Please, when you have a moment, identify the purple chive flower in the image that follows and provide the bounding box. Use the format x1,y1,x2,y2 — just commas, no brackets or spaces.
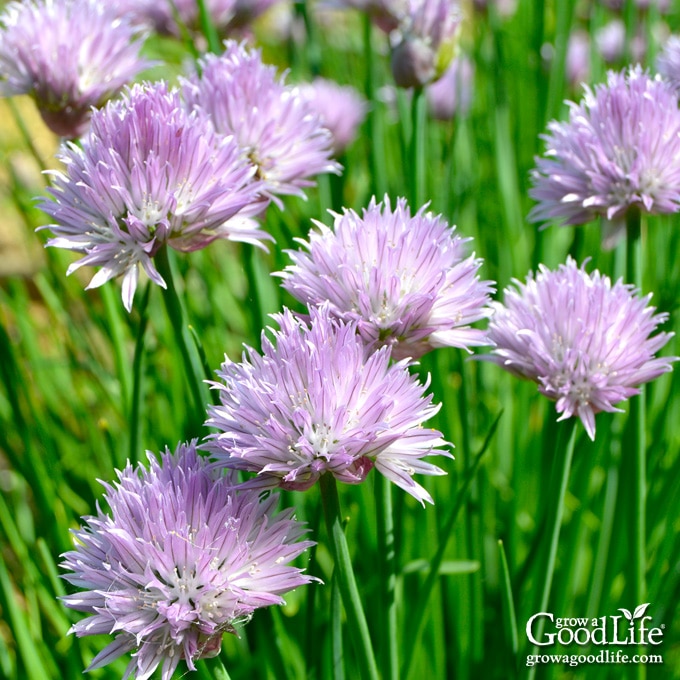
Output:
182,41,340,203
39,81,268,311
61,441,314,680
529,66,680,247
482,257,676,440
278,196,494,360
657,35,680,94
0,0,151,138
203,305,450,505
566,30,590,89
298,78,368,155
595,19,625,64
390,0,461,89
426,54,474,120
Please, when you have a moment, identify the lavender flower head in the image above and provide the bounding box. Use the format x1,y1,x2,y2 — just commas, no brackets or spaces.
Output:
566,30,590,89
391,0,461,89
0,0,151,138
61,441,314,680
182,41,340,203
426,54,474,120
298,78,368,154
279,196,494,360
203,305,451,505
39,81,267,311
595,19,625,64
483,257,675,440
529,67,680,247
656,35,680,94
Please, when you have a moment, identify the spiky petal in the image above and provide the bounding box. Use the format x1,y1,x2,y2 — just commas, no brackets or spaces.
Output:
297,78,368,155
182,41,340,203
61,441,314,680
39,81,267,311
203,305,451,505
482,257,676,440
529,66,680,246
279,196,494,360
0,0,151,137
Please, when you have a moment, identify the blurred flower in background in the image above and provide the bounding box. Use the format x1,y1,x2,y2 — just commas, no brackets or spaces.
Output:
279,196,494,360
390,0,461,89
566,29,590,89
657,35,680,93
39,82,267,311
204,305,451,505
482,257,676,440
182,41,340,204
426,54,474,120
529,66,680,247
61,441,314,680
298,77,368,155
0,0,151,138
595,19,626,64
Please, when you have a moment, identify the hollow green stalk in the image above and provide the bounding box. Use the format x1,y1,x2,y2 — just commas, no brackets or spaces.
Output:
410,86,427,208
128,282,151,465
363,15,388,197
319,474,379,680
375,472,398,680
401,411,502,680
526,419,578,680
100,282,131,421
154,245,209,433
196,0,220,54
626,207,646,680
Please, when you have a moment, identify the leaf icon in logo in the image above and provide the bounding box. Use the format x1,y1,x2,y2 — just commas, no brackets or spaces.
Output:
618,608,633,621
633,603,650,620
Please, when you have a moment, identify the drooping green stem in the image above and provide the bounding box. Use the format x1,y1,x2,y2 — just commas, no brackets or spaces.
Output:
401,411,502,680
154,245,209,433
410,86,427,208
375,472,398,680
128,282,151,465
319,474,379,680
526,419,578,680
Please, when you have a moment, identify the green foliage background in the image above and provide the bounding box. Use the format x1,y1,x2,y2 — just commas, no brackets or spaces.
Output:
0,1,679,679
